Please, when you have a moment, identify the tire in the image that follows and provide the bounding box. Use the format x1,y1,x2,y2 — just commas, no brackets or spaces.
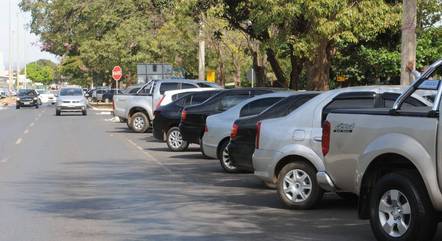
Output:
35,104,39,109
369,171,437,241
166,127,189,151
56,110,61,116
277,162,324,209
87,97,92,102
82,110,87,116
217,140,238,173
130,112,150,133
16,105,20,109
104,98,110,103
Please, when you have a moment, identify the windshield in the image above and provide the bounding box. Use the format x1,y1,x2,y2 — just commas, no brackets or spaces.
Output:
18,89,36,96
60,88,83,96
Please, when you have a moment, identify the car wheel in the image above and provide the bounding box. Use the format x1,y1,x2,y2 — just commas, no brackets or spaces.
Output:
87,97,92,102
369,171,437,241
130,112,149,133
82,110,87,116
166,127,189,151
217,140,238,173
35,104,39,109
56,110,61,116
104,98,110,103
16,105,20,109
277,162,324,209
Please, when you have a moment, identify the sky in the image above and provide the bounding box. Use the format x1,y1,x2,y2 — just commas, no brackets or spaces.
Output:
0,0,58,72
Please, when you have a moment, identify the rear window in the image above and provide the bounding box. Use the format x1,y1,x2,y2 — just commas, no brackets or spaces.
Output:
239,97,283,117
262,94,318,118
382,92,426,108
160,82,180,94
322,92,376,121
181,83,197,89
218,94,251,111
197,82,213,88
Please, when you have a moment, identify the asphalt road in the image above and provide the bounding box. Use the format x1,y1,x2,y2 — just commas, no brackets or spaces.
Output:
0,105,441,241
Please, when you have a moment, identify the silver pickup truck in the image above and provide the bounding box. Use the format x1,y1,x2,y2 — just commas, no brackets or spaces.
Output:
323,60,442,241
113,79,219,133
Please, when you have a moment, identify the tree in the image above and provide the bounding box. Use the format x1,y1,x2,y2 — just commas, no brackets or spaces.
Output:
25,60,57,85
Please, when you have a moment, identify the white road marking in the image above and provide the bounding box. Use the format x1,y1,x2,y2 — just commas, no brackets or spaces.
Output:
30,122,35,127
15,138,22,145
24,129,29,134
126,139,175,176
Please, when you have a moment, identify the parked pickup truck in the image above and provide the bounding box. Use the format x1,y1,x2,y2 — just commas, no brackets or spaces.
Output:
322,60,442,241
113,79,220,133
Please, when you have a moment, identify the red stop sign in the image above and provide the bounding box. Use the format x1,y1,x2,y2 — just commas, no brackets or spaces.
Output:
112,66,123,81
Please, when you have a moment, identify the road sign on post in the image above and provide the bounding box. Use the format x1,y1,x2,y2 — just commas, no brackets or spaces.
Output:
112,66,122,81
112,66,122,91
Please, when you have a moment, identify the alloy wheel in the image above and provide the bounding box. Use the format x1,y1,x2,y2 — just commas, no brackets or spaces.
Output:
378,189,411,238
283,169,312,202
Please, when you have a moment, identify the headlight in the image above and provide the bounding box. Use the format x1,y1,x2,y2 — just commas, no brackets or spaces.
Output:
16,97,20,101
33,97,38,100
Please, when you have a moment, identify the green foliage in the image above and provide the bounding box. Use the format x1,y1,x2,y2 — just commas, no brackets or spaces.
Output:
25,60,57,85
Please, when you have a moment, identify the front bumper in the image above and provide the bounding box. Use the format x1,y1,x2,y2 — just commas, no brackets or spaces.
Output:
17,100,38,106
253,148,281,182
201,137,217,159
179,123,203,144
57,103,86,112
228,141,254,172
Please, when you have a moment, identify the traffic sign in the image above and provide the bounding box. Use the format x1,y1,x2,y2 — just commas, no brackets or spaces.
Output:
112,66,123,81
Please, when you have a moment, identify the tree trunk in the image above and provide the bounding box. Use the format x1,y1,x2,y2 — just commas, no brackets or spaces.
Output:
233,61,241,87
217,46,225,86
266,48,287,87
252,50,266,87
289,47,303,90
400,0,417,85
307,39,332,90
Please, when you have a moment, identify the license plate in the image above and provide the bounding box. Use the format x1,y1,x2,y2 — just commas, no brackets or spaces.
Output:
24,102,31,105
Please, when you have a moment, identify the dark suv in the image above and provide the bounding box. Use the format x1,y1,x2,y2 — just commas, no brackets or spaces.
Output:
16,89,39,109
179,88,274,147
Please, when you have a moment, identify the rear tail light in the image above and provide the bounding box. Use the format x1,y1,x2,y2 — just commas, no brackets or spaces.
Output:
255,121,262,149
322,121,331,156
230,123,239,139
155,95,165,109
204,124,208,133
181,110,187,122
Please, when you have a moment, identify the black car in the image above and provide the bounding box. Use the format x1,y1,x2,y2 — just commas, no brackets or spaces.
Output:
228,93,320,172
179,88,275,148
153,90,222,151
16,89,39,109
102,89,124,103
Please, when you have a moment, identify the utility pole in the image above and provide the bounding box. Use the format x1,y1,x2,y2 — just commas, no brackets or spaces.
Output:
400,0,417,85
16,12,20,90
198,18,205,81
8,0,13,92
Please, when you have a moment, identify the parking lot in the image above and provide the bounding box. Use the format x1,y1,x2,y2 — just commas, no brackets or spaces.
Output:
1,105,441,241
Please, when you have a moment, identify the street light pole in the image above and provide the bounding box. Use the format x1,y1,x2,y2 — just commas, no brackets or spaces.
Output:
400,0,417,85
8,0,13,92
16,12,20,90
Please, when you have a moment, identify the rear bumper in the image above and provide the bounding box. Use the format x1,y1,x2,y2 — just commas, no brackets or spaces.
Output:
17,100,38,106
229,141,254,172
179,123,203,144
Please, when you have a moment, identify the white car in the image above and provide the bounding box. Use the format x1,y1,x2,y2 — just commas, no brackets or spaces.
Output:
56,87,88,116
252,86,432,210
36,89,57,104
159,88,218,107
202,92,296,172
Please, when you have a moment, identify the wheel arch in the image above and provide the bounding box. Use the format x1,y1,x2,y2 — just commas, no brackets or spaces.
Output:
357,153,426,219
274,155,318,184
216,137,230,160
129,107,150,121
